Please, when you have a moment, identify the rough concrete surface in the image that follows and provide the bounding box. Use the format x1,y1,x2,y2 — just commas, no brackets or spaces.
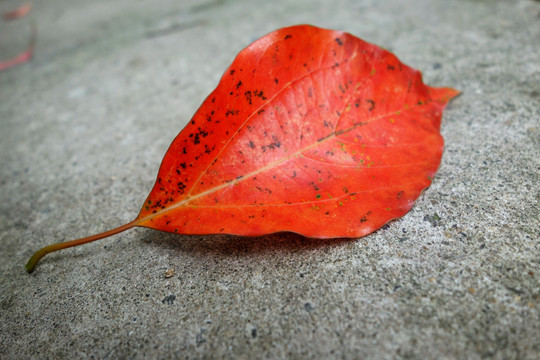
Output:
1,0,539,359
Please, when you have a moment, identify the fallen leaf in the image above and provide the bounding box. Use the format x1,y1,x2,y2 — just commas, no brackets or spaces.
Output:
3,3,31,20
26,25,458,272
0,47,33,71
0,21,36,71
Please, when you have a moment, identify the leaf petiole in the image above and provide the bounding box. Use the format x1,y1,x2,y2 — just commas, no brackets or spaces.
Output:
25,219,140,273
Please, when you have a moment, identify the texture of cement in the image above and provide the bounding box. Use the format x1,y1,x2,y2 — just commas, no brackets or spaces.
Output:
1,0,539,359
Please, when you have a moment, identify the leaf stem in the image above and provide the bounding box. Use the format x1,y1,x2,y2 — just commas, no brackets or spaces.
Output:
25,219,139,273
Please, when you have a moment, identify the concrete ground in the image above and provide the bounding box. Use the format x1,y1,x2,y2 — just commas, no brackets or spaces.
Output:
1,0,538,358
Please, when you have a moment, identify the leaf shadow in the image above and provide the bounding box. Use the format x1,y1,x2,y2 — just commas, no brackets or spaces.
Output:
140,229,357,259
26,229,361,275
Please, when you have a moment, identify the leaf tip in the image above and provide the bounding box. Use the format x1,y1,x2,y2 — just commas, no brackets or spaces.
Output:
430,86,461,104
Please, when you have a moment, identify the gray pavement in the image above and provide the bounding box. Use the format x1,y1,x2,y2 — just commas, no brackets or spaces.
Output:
1,0,539,358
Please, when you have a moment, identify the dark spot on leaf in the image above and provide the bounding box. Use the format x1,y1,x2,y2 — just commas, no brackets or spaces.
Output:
360,211,372,223
177,182,187,194
189,128,208,143
261,135,281,152
366,99,375,111
254,89,267,100
284,34,292,40
335,37,343,46
244,90,252,105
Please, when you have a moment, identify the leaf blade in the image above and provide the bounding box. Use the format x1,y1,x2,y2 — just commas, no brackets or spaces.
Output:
136,25,458,238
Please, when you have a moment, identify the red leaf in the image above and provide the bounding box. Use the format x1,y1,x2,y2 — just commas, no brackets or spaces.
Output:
137,25,458,237
3,4,31,20
0,47,33,71
0,20,36,72
26,25,458,272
